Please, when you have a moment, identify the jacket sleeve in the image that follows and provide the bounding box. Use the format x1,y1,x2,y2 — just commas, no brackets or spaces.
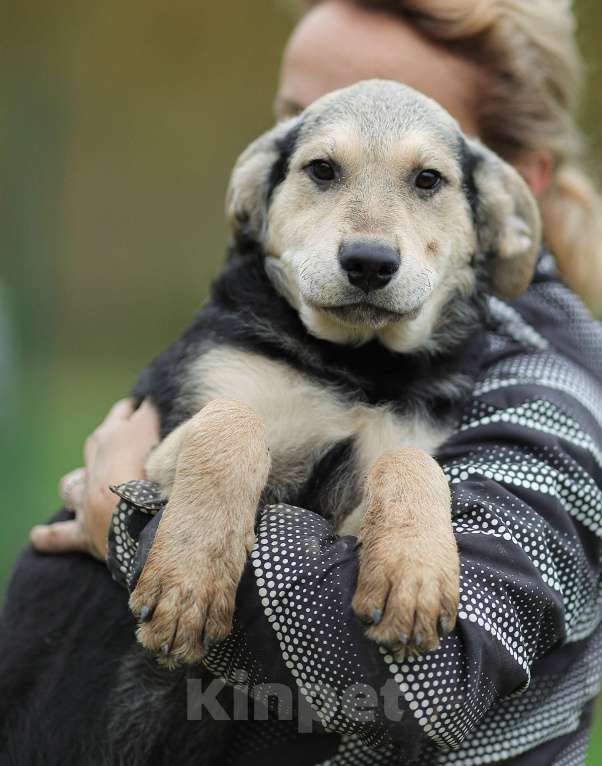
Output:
107,270,602,763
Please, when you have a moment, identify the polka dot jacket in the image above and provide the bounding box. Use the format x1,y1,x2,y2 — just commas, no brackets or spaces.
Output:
108,255,602,766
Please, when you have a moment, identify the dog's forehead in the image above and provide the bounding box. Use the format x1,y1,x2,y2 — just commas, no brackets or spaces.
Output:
300,80,461,150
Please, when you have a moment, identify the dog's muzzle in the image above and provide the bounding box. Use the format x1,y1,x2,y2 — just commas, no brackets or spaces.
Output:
338,240,400,294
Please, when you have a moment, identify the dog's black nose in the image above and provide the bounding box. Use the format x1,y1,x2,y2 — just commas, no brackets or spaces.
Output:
338,241,400,293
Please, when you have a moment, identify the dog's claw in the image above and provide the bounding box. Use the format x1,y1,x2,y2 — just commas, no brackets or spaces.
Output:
139,605,153,623
438,615,454,637
371,609,383,625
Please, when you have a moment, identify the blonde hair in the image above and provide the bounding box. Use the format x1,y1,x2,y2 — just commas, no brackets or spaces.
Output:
304,0,602,312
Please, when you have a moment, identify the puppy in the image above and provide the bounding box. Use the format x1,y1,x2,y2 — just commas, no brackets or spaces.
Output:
127,80,541,667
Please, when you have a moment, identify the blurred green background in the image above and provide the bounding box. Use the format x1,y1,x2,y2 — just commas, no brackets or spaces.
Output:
1,0,601,760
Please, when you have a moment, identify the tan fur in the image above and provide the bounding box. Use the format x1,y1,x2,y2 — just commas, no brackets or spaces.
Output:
136,347,457,665
130,399,270,666
135,396,455,664
137,349,452,664
264,115,478,353
352,447,458,653
145,424,189,497
179,346,449,497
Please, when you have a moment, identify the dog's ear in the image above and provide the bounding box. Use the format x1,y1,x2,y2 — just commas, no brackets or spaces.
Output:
226,116,303,249
465,138,542,300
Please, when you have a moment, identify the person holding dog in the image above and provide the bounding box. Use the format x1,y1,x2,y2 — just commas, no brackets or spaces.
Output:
4,1,602,764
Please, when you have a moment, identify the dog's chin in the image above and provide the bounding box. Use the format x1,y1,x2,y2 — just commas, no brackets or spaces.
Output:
319,302,420,330
298,298,432,349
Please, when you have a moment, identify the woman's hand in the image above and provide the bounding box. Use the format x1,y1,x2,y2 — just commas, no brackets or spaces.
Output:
30,399,160,560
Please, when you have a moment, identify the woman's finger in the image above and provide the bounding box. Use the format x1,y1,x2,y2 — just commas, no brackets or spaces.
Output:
104,398,135,425
130,399,161,437
59,468,86,508
83,399,135,463
65,479,86,512
30,520,88,554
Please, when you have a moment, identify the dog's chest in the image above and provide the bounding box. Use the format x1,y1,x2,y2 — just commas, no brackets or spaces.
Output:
184,346,450,493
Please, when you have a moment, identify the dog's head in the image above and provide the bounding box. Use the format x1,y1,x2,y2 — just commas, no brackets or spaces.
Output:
227,80,541,352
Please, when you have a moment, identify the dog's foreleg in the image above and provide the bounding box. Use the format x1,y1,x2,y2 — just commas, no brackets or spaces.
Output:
130,399,270,667
352,447,459,654
145,419,191,497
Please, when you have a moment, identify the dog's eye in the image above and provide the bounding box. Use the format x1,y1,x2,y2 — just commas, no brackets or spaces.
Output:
306,160,337,184
415,169,442,191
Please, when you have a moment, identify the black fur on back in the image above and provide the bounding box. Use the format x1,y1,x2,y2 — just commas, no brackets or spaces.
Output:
106,651,231,766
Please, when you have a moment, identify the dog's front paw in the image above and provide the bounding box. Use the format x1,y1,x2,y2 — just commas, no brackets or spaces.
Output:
129,534,252,667
352,527,459,655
